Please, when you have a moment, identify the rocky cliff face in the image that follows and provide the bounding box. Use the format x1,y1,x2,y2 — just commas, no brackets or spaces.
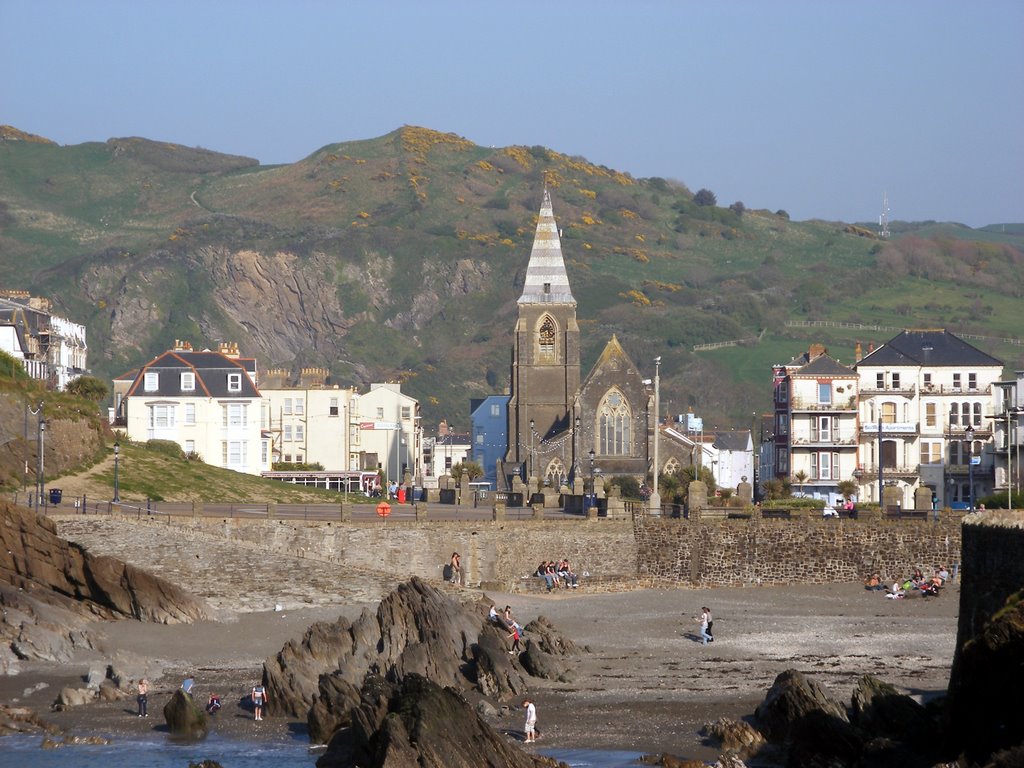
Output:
0,501,210,673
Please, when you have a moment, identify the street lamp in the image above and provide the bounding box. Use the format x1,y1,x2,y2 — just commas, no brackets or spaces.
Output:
588,448,596,509
573,415,581,483
650,356,662,515
529,418,536,479
113,441,121,502
965,426,975,513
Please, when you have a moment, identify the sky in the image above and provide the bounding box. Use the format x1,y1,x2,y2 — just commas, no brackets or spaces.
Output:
2,1,1022,227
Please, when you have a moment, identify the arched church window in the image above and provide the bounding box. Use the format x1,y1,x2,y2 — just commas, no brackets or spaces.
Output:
664,456,682,476
537,316,556,362
598,390,631,456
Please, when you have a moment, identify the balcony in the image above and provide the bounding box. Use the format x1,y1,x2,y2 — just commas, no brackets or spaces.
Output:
921,383,992,396
790,397,857,412
944,425,992,439
858,384,917,396
853,464,921,478
791,435,858,447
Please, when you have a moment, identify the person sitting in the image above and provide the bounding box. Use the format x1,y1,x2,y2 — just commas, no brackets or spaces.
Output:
863,572,884,591
919,580,939,597
886,581,905,599
504,605,524,634
935,564,950,584
537,561,557,590
545,561,561,589
557,559,578,589
206,693,222,714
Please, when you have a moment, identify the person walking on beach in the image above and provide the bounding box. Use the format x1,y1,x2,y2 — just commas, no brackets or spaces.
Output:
523,698,537,742
136,678,149,717
181,674,195,695
695,607,712,646
251,682,268,721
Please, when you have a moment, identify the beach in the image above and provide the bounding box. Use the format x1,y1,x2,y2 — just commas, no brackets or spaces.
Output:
0,517,959,763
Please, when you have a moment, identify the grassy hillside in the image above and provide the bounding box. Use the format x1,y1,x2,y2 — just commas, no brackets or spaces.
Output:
2,126,1022,429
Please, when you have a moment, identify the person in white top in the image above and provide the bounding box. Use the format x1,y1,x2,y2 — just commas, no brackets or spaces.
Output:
523,698,537,742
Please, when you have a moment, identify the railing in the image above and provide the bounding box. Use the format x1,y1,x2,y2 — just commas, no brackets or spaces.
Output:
854,464,921,476
790,398,857,412
857,385,918,396
791,436,858,446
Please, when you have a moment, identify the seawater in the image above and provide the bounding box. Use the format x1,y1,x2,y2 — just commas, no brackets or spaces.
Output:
0,734,647,768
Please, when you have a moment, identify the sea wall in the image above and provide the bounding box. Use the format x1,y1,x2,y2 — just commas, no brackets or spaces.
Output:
62,510,969,590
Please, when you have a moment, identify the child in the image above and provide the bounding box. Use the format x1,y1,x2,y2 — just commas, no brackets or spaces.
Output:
523,698,537,743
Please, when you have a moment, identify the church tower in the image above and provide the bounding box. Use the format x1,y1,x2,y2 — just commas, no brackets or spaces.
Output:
504,190,581,479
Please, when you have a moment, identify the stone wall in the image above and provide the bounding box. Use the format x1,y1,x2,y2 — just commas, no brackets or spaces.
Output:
633,514,964,587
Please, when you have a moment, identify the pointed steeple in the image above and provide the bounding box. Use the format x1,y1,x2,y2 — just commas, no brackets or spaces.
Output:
518,189,576,305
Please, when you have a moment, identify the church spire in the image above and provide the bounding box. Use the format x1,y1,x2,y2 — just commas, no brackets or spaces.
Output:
518,188,576,305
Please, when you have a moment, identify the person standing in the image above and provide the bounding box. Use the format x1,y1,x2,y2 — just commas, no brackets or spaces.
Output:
136,678,149,717
695,607,712,646
251,682,268,721
181,674,195,695
449,552,462,585
522,698,537,742
704,606,714,642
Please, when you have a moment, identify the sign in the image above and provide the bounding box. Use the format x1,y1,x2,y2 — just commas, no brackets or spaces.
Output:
970,456,981,465
376,501,392,517
866,422,916,433
360,421,401,431
687,414,703,432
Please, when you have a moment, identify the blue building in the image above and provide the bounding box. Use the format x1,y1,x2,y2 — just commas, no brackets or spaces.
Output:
470,395,510,490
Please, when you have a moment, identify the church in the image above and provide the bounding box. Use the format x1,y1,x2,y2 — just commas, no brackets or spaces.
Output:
498,191,693,494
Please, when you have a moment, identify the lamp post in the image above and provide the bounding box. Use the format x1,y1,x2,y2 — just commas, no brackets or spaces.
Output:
113,441,121,502
573,415,581,485
650,356,662,515
529,418,536,480
588,448,596,510
965,426,975,513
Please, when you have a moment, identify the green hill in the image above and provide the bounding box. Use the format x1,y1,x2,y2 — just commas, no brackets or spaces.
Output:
2,125,1022,428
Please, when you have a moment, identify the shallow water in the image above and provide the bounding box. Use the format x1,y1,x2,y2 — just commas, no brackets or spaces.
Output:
0,734,647,768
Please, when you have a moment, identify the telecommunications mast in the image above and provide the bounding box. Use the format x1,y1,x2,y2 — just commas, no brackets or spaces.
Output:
878,192,890,239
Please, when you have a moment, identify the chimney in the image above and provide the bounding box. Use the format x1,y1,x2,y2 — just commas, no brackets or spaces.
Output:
808,343,826,359
854,341,863,362
218,341,240,359
868,342,875,354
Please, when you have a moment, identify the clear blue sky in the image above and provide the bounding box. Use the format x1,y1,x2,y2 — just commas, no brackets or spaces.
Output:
3,1,1021,227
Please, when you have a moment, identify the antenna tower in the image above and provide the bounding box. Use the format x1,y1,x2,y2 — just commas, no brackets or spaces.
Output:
878,192,890,239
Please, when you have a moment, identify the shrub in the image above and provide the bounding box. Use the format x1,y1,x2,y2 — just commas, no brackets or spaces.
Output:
146,439,185,459
694,188,717,207
612,475,641,500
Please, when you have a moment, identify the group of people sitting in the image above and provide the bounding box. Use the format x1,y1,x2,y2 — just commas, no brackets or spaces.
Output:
535,559,578,590
489,604,525,654
865,565,950,599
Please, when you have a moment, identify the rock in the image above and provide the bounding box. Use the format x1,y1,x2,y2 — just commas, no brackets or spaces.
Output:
753,668,849,744
0,703,61,736
519,615,581,683
163,689,208,739
946,587,1024,765
307,672,362,744
785,708,862,767
473,625,529,700
700,717,766,756
85,665,105,689
53,687,94,709
317,673,555,768
97,681,121,702
849,674,937,753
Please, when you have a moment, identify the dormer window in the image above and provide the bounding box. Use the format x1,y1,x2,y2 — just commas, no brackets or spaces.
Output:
144,371,159,392
227,373,242,393
543,282,551,294
180,372,195,392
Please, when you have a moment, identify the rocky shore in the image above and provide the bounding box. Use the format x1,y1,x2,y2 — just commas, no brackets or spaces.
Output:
0,509,961,764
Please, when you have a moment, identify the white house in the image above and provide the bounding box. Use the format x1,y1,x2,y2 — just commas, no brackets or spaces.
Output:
349,383,421,486
0,291,87,388
854,329,1004,509
122,341,269,475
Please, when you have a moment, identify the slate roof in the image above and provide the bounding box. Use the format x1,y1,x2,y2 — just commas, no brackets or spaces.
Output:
795,354,856,377
125,350,260,399
856,329,1003,368
518,189,575,306
713,430,751,452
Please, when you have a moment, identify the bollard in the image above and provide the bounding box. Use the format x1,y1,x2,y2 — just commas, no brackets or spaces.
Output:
532,503,544,520
493,502,505,522
586,505,598,520
415,503,425,522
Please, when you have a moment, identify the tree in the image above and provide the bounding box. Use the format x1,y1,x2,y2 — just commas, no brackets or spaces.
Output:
694,188,717,207
451,461,483,483
729,201,746,216
837,480,858,501
66,375,109,402
762,478,783,501
793,470,809,497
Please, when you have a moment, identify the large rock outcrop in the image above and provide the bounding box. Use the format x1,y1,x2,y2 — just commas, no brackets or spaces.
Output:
264,577,580,746
163,689,208,739
316,673,559,768
0,501,211,671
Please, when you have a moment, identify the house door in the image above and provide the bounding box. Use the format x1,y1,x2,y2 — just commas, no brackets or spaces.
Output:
880,440,898,469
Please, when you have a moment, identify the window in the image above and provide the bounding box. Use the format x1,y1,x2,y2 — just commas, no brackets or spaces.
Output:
376,407,384,419
222,441,247,467
476,432,484,445
968,373,977,391
777,380,788,403
144,371,159,392
817,452,833,480
777,413,789,436
881,402,896,424
876,372,884,389
149,404,175,428
598,389,631,455
538,315,556,359
284,453,292,463
920,441,941,464
185,440,195,455
950,402,959,426
295,399,304,416
261,442,268,465
296,425,304,442
817,383,832,404
401,406,411,420
925,403,936,428
953,372,962,390
223,403,247,427
283,398,292,415
227,373,242,392
184,403,196,425
284,425,293,441
180,372,195,391
973,402,982,427
923,372,932,388
891,373,901,389
777,452,789,474
296,454,304,463
329,398,339,417
817,416,831,442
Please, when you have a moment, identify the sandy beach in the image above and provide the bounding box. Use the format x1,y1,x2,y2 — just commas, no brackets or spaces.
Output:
0,517,959,763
